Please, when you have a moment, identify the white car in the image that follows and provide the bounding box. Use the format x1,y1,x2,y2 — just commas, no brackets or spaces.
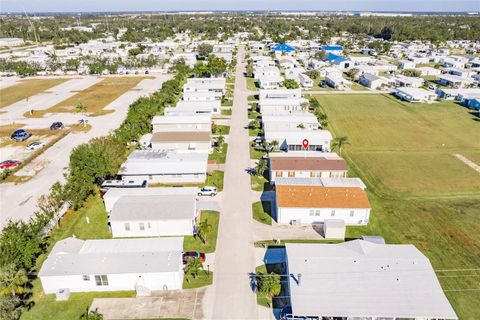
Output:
26,141,46,150
198,186,217,197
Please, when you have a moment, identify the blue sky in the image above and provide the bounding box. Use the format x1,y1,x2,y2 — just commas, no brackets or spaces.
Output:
0,0,478,13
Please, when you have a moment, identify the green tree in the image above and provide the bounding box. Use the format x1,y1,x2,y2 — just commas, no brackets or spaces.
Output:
331,136,350,153
269,140,279,151
306,69,320,79
282,79,299,89
65,58,80,72
184,258,204,282
207,55,227,77
215,135,225,150
347,68,360,81
0,264,28,297
0,220,43,270
197,43,213,58
0,295,22,320
255,159,268,176
249,119,260,130
257,272,281,300
76,102,88,126
80,309,104,320
36,181,65,224
315,50,327,61
193,62,209,77
197,219,212,245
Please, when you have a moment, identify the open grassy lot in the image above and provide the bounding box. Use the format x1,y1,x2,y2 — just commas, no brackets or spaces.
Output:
25,77,150,117
316,93,480,318
183,271,213,289
208,143,228,164
316,94,480,198
184,211,220,253
0,78,69,109
204,170,224,191
246,78,259,91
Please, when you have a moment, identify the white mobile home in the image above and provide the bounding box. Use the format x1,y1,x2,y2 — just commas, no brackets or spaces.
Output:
274,185,371,225
39,237,184,294
258,75,284,89
109,194,197,237
394,75,424,88
174,100,221,115
261,113,319,131
285,241,458,319
268,152,347,183
359,73,388,89
259,88,302,100
298,73,313,88
152,115,211,132
103,187,199,212
258,98,309,114
182,90,222,101
184,78,226,94
254,66,281,79
395,87,437,103
150,131,211,153
119,150,208,184
264,130,332,152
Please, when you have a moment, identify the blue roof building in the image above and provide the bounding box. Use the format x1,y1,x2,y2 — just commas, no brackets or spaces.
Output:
272,43,296,53
327,53,350,65
321,45,343,52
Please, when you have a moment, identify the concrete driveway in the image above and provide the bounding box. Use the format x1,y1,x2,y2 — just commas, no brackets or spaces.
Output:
90,288,206,320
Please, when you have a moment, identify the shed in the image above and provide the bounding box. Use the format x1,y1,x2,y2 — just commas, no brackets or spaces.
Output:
323,219,346,239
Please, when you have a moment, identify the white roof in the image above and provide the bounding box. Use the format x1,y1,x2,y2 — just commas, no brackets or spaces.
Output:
110,194,196,221
176,100,221,108
396,87,434,98
259,98,307,106
264,130,333,144
286,241,457,319
262,113,318,124
104,187,198,200
152,115,211,125
183,91,221,98
186,77,226,85
40,237,183,277
275,177,366,189
120,150,208,176
269,151,341,159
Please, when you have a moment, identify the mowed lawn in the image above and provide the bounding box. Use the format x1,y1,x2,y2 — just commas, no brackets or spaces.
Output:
0,78,69,108
27,76,150,117
316,94,480,318
316,94,480,197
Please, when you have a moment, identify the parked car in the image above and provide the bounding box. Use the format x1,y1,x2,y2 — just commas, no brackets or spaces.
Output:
50,122,64,130
10,129,32,142
428,84,436,91
182,251,206,264
0,160,21,170
198,186,217,197
26,141,46,150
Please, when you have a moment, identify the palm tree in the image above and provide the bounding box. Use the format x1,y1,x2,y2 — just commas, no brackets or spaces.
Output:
184,258,204,282
197,219,212,245
331,136,350,153
76,102,88,126
0,263,28,297
249,119,260,130
257,272,281,301
80,309,103,320
215,135,225,150
255,159,268,176
269,140,279,151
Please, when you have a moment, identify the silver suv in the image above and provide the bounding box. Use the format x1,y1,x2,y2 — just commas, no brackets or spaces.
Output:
198,186,217,197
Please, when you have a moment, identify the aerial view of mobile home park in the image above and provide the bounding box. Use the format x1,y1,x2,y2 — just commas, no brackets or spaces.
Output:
0,2,479,320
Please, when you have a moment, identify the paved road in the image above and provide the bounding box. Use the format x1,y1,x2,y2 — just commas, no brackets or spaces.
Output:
204,45,260,319
0,75,171,227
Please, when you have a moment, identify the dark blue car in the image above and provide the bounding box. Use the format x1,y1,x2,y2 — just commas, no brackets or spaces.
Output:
10,129,32,142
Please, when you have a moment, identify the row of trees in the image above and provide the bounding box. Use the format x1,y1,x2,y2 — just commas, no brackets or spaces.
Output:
0,61,190,320
192,55,228,78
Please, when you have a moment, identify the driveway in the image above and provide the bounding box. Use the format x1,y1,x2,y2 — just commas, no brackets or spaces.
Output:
90,288,206,320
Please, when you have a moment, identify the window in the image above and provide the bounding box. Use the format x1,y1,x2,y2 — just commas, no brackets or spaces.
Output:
331,210,335,217
276,171,283,177
309,209,314,216
315,210,320,216
82,275,90,281
124,223,130,231
139,222,145,231
95,275,109,286
147,222,151,229
350,210,355,217
288,171,295,177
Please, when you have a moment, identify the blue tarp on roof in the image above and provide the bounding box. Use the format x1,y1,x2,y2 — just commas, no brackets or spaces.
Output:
327,53,350,64
272,43,296,52
322,45,343,51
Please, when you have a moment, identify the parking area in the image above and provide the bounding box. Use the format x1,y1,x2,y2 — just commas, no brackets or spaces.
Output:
0,74,172,228
89,288,206,320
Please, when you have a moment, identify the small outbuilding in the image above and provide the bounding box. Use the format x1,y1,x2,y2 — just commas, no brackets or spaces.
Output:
323,219,346,240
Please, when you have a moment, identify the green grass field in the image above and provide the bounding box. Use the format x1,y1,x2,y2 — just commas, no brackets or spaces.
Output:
252,201,272,225
315,93,480,318
184,211,220,253
0,78,69,109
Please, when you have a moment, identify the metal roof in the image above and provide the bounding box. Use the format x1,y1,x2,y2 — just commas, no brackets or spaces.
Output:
40,237,184,277
286,241,457,319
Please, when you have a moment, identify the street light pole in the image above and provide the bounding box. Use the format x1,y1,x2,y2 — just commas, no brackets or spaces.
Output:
207,264,210,278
